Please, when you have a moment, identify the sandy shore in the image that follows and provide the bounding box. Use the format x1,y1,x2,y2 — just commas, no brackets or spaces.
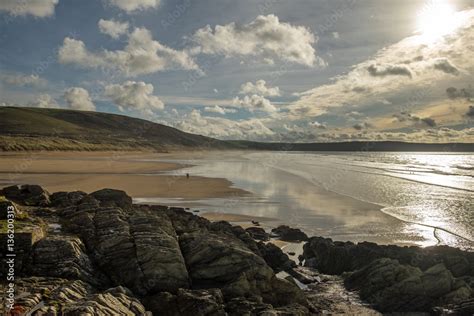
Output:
0,151,248,199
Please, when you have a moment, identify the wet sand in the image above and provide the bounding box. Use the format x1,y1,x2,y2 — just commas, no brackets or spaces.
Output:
0,152,248,199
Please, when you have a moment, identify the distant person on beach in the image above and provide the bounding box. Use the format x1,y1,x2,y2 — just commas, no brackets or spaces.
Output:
186,173,190,179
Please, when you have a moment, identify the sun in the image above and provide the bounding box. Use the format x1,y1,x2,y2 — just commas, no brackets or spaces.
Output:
416,1,460,43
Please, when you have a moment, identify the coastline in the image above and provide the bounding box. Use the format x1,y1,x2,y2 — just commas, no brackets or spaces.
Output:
0,151,249,199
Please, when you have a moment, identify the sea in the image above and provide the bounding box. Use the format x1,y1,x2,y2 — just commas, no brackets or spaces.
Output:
140,151,474,250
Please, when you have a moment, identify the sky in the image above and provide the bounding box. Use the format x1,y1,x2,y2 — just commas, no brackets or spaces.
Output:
0,0,473,142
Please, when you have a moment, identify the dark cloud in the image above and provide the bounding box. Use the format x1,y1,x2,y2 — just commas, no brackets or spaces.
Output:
433,58,460,75
393,111,436,127
446,87,471,100
467,105,474,117
367,63,412,78
352,122,372,130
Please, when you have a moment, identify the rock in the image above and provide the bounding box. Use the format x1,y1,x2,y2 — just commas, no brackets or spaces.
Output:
257,242,296,272
271,225,308,242
0,199,19,219
63,205,190,295
25,236,108,287
246,227,270,241
451,298,474,315
345,259,473,313
303,237,474,277
225,297,273,315
50,191,87,207
144,288,226,316
179,231,306,307
89,188,133,209
14,277,148,315
2,184,50,206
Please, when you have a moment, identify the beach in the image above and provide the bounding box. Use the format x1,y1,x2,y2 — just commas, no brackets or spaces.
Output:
0,151,248,199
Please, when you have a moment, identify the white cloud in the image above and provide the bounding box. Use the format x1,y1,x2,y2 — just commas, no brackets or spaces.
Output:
107,0,160,13
104,81,164,114
0,0,58,17
98,19,129,39
64,87,96,111
290,9,474,118
204,105,236,115
58,27,199,76
309,121,327,129
175,109,274,139
233,94,277,113
1,73,47,87
29,94,60,109
239,80,281,97
191,14,319,66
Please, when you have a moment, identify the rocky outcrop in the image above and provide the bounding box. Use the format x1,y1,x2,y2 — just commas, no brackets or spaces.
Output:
13,277,148,315
63,204,190,295
144,288,226,316
246,227,270,241
272,225,308,242
25,236,108,287
179,231,305,306
50,191,87,208
90,188,133,209
257,242,296,272
303,236,474,277
345,258,473,313
2,184,50,206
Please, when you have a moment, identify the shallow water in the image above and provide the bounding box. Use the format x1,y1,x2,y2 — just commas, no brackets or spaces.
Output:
139,151,474,249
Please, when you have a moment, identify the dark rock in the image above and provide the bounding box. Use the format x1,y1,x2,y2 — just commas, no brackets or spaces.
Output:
303,237,474,277
246,227,270,241
225,297,273,315
50,191,87,207
2,184,50,206
89,188,132,209
257,242,296,272
345,258,473,313
179,231,306,307
63,205,190,295
144,288,226,316
14,277,148,315
25,236,109,287
451,298,474,315
271,225,308,242
0,199,18,219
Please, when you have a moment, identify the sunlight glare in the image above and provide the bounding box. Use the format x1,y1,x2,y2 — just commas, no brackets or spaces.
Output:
416,0,460,43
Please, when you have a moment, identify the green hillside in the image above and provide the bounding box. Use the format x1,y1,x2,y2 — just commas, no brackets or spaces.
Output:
0,107,230,151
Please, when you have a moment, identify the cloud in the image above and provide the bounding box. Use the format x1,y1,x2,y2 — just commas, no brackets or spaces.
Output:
432,58,460,75
467,105,474,117
446,87,471,100
239,80,281,97
233,94,277,113
98,19,129,39
58,27,199,76
1,73,47,87
309,121,327,129
29,94,60,109
0,0,58,17
106,0,160,13
367,63,413,78
352,122,373,130
290,9,474,118
191,14,319,66
204,105,236,115
64,87,96,111
393,112,437,127
104,81,164,114
175,109,274,139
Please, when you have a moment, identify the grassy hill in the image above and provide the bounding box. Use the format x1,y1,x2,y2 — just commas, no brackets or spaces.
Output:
0,107,231,151
1,106,473,152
